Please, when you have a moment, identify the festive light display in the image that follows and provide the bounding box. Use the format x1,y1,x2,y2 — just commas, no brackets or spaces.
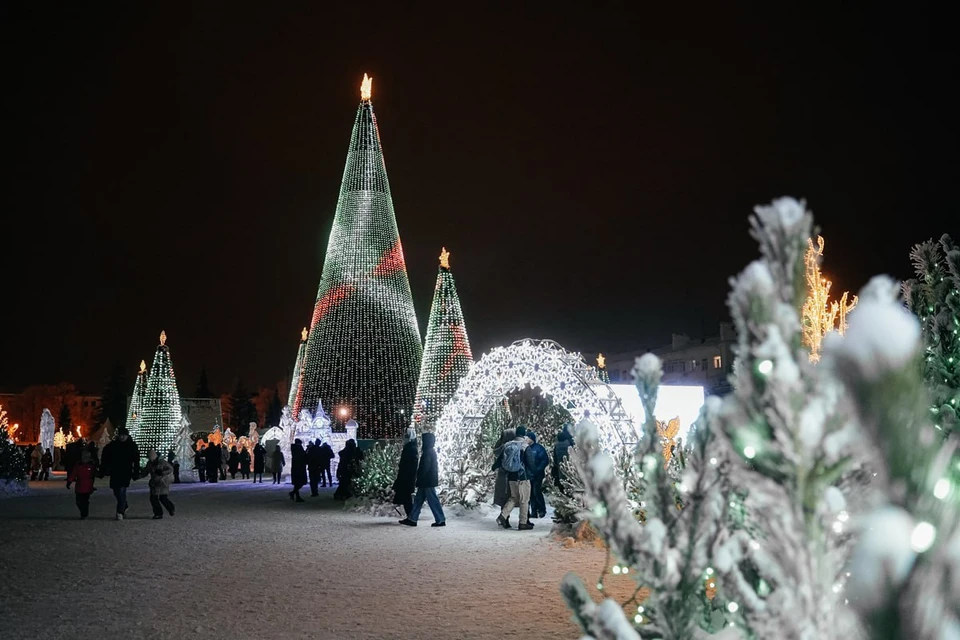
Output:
294,74,423,439
1,404,10,442
597,353,610,384
287,328,308,409
801,236,857,362
655,416,680,469
411,248,474,433
126,359,148,440
137,331,184,462
434,339,636,486
39,409,54,453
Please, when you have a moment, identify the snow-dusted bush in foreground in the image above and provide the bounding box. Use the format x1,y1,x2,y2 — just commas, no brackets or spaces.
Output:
562,198,957,640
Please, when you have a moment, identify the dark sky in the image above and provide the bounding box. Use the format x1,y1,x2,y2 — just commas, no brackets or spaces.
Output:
3,4,956,394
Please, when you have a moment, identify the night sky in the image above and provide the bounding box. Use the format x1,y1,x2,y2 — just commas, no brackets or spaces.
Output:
3,4,956,394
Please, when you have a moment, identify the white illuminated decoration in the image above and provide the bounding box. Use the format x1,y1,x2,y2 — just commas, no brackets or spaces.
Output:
605,384,705,443
434,339,641,476
39,408,55,453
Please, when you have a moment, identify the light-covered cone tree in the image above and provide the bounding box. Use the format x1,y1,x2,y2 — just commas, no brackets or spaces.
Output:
562,198,883,639
827,276,960,639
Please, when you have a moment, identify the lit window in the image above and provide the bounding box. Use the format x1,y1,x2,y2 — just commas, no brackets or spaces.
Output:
713,356,722,369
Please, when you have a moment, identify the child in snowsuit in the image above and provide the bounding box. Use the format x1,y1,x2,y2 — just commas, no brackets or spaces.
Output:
67,450,97,519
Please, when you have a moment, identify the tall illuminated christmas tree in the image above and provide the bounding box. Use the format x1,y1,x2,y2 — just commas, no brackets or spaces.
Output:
411,248,473,433
126,359,148,439
294,74,423,439
287,327,308,409
138,331,183,460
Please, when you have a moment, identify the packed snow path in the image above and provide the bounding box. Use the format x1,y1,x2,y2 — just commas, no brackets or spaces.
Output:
0,478,623,639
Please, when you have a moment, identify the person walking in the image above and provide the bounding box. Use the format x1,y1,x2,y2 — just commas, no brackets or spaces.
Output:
39,448,53,481
63,439,82,480
552,424,574,489
318,440,334,487
67,449,97,519
496,426,533,530
525,431,550,519
228,446,240,479
196,445,206,483
30,444,42,481
219,444,228,480
307,440,322,497
240,446,251,480
99,426,140,521
392,428,418,519
167,448,181,484
205,442,221,483
253,443,266,483
143,449,176,519
399,432,445,527
271,445,285,484
289,439,307,502
334,439,363,500
491,428,516,509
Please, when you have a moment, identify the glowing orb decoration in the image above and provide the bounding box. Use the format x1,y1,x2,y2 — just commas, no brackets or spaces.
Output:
605,384,705,443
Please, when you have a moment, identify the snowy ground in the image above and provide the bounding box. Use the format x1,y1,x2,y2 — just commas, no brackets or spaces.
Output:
0,476,630,639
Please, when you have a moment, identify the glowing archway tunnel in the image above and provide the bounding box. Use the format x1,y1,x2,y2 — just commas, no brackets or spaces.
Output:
434,339,638,493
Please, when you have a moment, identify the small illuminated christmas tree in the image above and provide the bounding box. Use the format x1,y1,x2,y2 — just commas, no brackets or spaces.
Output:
411,248,473,433
596,353,610,384
126,359,148,439
138,331,183,462
287,327,308,409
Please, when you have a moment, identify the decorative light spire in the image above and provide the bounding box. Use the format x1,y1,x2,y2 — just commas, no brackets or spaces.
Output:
159,330,167,346
301,327,308,342
439,247,450,269
597,353,606,369
360,73,372,102
139,359,147,374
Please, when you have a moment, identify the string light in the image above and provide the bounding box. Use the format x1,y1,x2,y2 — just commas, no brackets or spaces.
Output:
910,521,937,552
126,359,148,442
294,74,423,440
410,248,474,433
286,328,308,409
801,235,857,363
933,478,951,500
137,331,183,462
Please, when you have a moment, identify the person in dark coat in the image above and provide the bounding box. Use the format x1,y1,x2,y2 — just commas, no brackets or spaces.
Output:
167,447,180,483
228,446,240,479
98,426,140,520
239,447,251,480
62,439,82,478
491,428,516,508
307,440,323,497
399,431,445,526
525,431,550,519
391,428,419,518
204,443,221,483
39,448,53,481
67,449,97,519
552,424,574,489
196,446,206,483
289,439,307,502
85,441,100,473
318,440,335,486
333,439,363,500
253,443,266,483
271,445,285,484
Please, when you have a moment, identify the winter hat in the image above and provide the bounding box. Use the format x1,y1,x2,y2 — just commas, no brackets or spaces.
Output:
527,431,537,443
404,428,417,443
515,426,527,438
118,426,130,436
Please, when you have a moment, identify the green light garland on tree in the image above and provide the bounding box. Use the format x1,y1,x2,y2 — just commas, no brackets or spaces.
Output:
126,358,148,439
137,331,183,462
411,247,473,433
294,74,423,440
287,327,308,409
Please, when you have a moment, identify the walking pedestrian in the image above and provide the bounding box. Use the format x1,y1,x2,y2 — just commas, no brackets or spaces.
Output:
167,447,181,484
525,431,549,519
334,439,363,500
220,444,228,480
144,449,176,519
228,446,240,479
240,446,251,480
399,431,445,527
99,426,140,521
67,449,96,519
496,426,533,530
271,445,285,484
392,428,418,519
307,440,322,496
30,444,42,481
196,445,206,483
552,424,574,490
253,442,266,483
491,428,516,508
40,448,53,481
289,439,307,502
205,442,221,483
318,440,334,486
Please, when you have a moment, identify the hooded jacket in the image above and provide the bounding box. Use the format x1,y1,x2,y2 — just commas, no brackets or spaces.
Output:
524,432,549,477
253,444,266,472
552,427,574,483
290,442,308,486
144,457,174,496
100,437,140,488
415,432,439,489
392,438,419,502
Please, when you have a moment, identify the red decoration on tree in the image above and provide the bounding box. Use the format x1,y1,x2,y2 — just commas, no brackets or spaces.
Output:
372,238,407,277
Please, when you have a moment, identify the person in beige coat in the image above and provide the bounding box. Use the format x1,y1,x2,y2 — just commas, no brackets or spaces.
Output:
144,449,176,519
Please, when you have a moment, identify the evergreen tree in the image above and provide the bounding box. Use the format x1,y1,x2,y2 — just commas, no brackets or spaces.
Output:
126,359,148,437
411,248,473,433
287,328,308,409
195,365,214,398
58,402,73,436
228,378,258,433
95,364,128,429
138,331,183,462
294,75,423,440
903,233,960,438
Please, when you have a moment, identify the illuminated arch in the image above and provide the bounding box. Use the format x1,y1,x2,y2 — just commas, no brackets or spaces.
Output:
435,339,638,476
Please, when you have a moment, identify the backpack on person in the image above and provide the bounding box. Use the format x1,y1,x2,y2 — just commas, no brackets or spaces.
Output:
501,441,523,473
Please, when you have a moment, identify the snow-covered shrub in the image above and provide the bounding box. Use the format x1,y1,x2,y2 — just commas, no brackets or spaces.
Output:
0,439,28,497
354,442,401,503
